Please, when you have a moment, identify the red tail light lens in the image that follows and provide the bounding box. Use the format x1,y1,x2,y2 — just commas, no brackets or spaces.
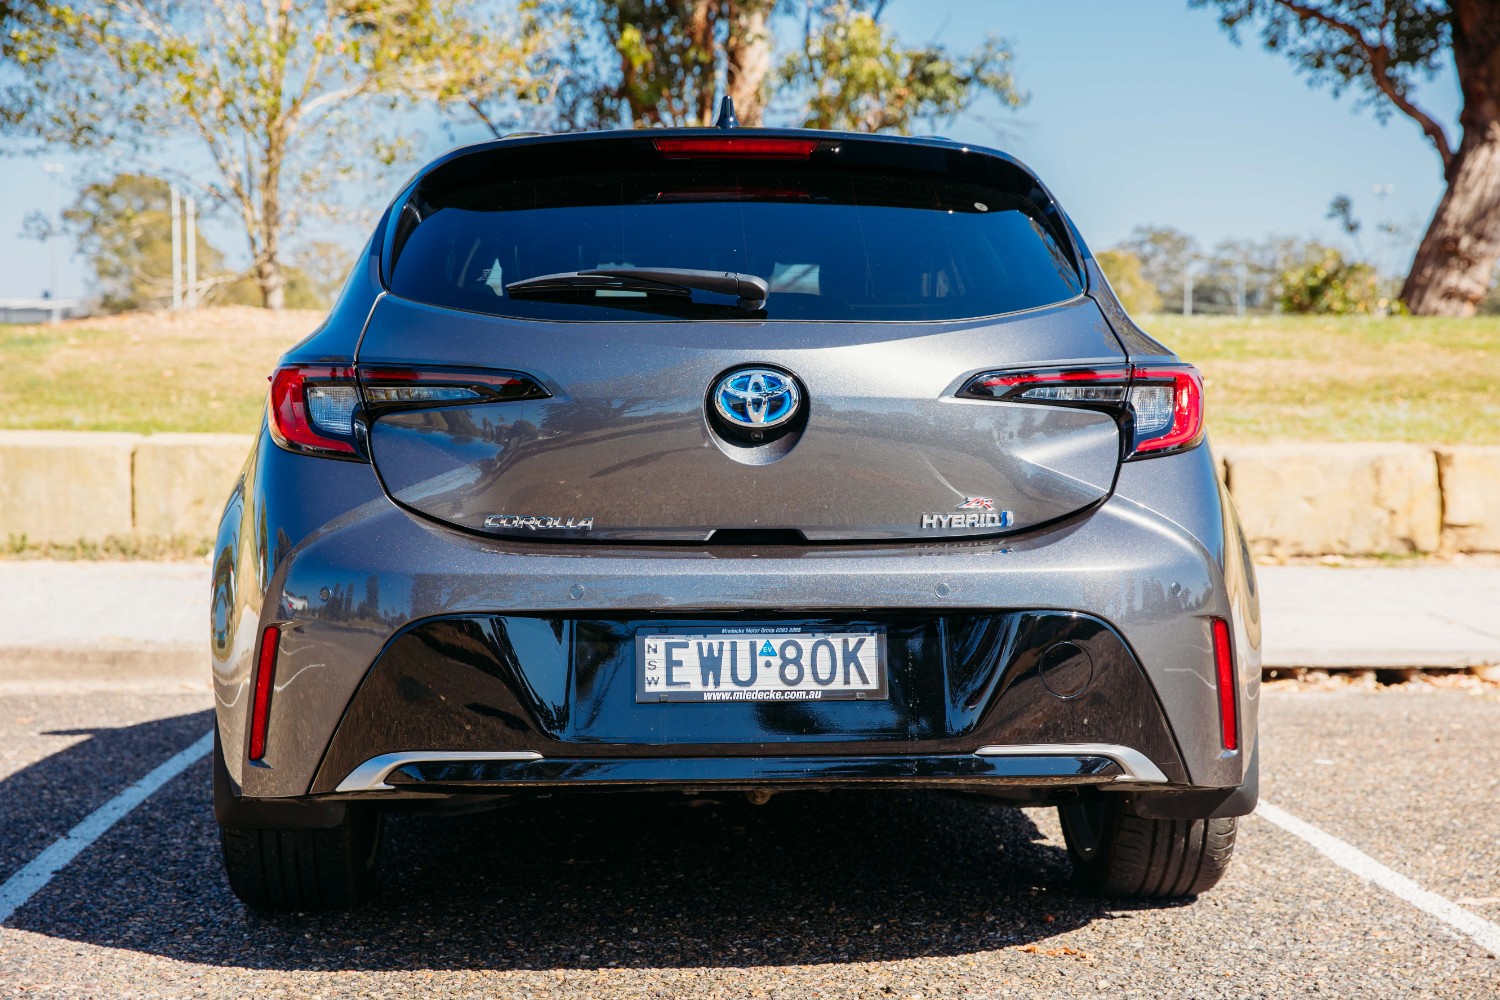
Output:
960,363,1204,459
248,625,280,761
653,137,818,159
268,365,359,457
357,366,548,414
963,367,1131,402
1131,367,1204,455
268,364,548,458
1211,617,1238,752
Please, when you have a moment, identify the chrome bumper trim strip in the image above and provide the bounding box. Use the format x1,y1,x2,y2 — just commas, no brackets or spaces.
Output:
974,743,1170,783
335,751,545,793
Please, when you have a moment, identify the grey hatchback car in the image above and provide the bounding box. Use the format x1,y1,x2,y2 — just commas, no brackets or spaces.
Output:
211,121,1258,911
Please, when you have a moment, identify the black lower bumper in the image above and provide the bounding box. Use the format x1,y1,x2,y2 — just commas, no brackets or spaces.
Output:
307,609,1194,796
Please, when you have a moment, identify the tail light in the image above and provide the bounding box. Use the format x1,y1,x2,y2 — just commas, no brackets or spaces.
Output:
248,624,280,761
960,363,1204,459
268,365,359,458
1211,617,1239,752
267,364,547,459
1130,367,1204,454
358,366,547,414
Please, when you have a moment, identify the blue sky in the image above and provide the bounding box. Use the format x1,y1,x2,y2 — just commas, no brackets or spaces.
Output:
0,0,1462,300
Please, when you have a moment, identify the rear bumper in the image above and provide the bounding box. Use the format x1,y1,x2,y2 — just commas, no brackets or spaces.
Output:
304,610,1191,797
213,432,1259,801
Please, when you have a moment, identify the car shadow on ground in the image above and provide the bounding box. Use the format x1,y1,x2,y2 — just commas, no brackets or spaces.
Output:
7,711,1187,971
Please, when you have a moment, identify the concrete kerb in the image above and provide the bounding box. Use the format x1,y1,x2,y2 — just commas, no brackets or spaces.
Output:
0,431,250,547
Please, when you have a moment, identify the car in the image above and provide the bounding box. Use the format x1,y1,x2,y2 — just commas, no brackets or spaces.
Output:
211,104,1259,911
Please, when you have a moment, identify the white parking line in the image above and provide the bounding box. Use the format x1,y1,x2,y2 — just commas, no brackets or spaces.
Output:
0,729,213,924
1256,801,1500,958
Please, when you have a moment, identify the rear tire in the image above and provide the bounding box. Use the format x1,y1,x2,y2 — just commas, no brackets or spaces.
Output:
1058,798,1236,898
219,810,383,912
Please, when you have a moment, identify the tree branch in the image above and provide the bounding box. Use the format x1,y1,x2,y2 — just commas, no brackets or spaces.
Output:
1274,0,1455,173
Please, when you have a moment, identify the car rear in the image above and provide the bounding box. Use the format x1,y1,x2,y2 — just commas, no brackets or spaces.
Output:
211,128,1258,911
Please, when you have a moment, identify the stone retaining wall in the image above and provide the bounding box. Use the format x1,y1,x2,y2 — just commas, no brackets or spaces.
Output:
0,431,1497,555
0,430,251,545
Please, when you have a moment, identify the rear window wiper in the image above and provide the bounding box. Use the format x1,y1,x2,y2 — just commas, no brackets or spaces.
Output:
506,267,769,309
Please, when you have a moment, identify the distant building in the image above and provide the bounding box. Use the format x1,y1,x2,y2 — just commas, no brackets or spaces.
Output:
0,297,88,324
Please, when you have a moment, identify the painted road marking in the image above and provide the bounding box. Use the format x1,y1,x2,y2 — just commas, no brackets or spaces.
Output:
1257,801,1500,958
0,729,213,924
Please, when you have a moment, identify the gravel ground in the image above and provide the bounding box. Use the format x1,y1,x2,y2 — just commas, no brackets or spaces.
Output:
0,686,1496,998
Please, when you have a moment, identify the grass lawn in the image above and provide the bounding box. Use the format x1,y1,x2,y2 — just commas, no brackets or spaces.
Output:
0,307,322,434
1149,313,1500,444
2,307,1497,443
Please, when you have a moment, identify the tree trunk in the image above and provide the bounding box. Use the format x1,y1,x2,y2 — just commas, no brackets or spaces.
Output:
687,0,717,126
1402,119,1500,315
257,257,286,310
1401,0,1500,316
725,1,773,125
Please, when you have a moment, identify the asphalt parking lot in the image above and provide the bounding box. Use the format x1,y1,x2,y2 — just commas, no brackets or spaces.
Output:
0,682,1496,998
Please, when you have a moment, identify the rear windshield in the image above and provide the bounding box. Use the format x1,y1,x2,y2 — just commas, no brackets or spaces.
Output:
387,140,1083,322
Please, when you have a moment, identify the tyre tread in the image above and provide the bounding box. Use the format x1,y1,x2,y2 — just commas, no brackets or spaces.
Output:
1062,801,1237,899
219,817,378,912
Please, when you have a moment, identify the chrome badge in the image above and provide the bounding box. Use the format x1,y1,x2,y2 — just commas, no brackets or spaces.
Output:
713,367,801,429
484,514,594,531
922,497,1013,531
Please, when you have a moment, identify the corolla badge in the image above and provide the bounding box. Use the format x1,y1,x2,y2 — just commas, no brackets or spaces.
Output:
713,367,801,429
484,514,594,531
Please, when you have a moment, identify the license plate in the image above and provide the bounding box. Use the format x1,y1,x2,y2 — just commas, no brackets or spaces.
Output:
635,626,888,703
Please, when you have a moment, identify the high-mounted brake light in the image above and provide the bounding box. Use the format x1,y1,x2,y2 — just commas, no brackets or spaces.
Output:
1211,617,1238,752
960,364,1204,459
268,365,359,457
248,625,280,761
653,137,818,159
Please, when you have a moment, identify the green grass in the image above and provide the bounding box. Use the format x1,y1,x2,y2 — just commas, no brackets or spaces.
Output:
3,533,212,560
3,309,1498,444
1140,313,1500,444
0,307,320,434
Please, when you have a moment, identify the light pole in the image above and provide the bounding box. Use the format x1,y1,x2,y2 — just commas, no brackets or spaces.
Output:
1372,183,1395,305
41,162,64,321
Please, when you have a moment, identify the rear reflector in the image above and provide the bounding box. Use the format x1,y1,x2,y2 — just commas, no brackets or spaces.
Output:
248,625,280,761
653,137,818,159
1211,618,1238,751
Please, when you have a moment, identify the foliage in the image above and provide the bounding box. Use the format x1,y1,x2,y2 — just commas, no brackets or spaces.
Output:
428,0,574,136
555,0,1022,132
1191,1,1500,316
563,0,778,126
1480,274,1500,315
63,174,229,312
1115,226,1201,309
1192,1,1453,165
784,1,1024,133
1,1,560,308
1277,245,1381,314
1326,194,1361,237
1096,249,1163,316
